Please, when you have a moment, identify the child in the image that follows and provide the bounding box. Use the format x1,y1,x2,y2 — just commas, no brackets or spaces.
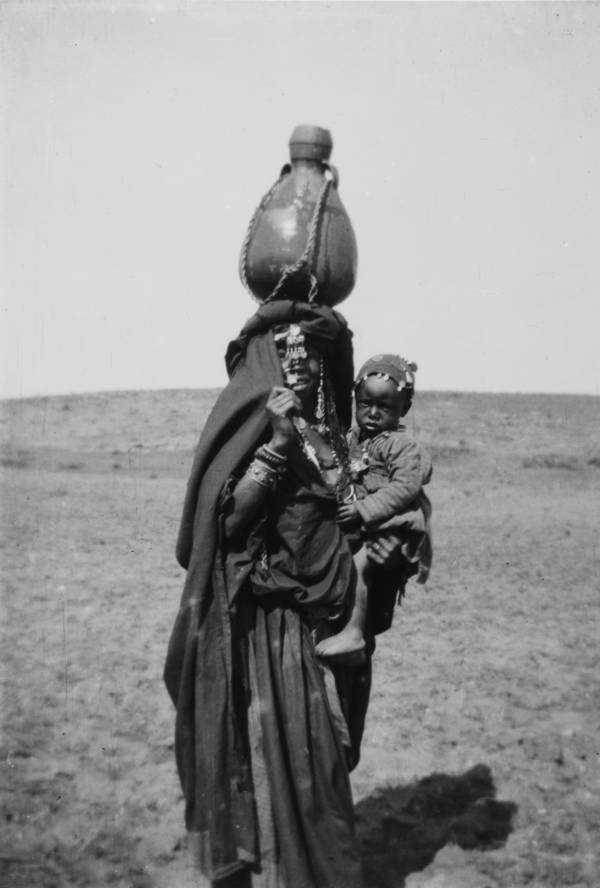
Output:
315,354,432,660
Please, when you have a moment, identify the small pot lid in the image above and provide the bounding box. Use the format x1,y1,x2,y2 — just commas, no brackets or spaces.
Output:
289,125,333,161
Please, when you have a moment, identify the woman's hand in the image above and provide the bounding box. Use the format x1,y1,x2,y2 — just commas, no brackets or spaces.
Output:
336,502,361,528
266,386,302,453
365,536,404,568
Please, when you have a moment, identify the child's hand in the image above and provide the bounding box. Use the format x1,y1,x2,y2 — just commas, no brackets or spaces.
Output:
336,502,360,527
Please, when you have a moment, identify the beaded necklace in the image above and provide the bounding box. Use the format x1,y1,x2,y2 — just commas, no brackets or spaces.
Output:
293,415,352,501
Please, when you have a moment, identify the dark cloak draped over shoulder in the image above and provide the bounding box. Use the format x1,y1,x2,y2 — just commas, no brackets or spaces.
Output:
163,300,356,882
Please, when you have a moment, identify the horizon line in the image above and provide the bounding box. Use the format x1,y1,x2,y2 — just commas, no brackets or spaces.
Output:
2,385,599,403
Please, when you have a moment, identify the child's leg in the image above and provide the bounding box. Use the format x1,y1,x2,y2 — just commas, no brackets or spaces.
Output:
315,545,370,658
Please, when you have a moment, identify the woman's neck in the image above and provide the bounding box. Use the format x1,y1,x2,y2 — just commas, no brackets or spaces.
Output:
298,397,318,426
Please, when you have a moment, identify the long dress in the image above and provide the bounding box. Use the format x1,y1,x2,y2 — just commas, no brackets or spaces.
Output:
208,441,367,887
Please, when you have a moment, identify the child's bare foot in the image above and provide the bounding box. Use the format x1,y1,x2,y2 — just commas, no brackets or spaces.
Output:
315,627,366,661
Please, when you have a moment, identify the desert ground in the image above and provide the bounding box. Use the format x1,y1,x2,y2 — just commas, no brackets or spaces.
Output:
1,388,599,888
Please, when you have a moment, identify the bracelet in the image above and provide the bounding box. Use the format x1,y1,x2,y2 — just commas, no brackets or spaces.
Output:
255,444,288,474
245,458,278,489
261,444,287,464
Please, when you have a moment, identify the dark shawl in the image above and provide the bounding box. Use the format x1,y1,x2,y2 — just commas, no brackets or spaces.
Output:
163,300,354,879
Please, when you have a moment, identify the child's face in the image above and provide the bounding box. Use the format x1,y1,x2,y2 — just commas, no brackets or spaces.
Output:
355,376,408,436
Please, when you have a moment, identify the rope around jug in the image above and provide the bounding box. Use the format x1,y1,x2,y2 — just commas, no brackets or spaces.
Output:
239,167,334,304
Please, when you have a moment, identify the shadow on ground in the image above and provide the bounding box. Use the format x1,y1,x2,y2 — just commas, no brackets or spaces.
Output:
356,764,517,888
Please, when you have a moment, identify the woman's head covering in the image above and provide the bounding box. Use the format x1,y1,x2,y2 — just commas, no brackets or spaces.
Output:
355,353,418,394
226,299,354,428
172,300,354,575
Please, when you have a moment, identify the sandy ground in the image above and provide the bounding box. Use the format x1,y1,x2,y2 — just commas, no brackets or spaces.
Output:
1,389,599,888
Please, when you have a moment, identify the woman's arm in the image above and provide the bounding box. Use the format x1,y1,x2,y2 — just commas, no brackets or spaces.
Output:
223,387,300,539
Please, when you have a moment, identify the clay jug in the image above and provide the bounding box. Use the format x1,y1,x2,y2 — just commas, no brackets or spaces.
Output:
239,125,358,306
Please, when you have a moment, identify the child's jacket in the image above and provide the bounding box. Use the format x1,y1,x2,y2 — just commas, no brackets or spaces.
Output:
348,426,433,582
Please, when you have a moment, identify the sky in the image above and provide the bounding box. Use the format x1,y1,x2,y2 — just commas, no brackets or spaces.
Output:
2,0,599,398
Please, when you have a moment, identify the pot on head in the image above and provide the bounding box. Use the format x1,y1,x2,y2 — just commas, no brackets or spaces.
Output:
239,125,358,307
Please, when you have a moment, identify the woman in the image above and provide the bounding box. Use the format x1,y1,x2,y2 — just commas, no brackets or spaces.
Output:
164,300,397,887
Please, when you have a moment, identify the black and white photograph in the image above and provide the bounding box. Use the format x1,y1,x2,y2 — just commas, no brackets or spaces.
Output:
1,2,599,887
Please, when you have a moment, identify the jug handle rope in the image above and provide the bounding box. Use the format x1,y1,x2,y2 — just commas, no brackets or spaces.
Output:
239,165,334,304
239,164,290,299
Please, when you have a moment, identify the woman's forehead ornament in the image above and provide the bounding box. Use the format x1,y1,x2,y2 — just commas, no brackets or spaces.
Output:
274,323,309,386
274,324,308,362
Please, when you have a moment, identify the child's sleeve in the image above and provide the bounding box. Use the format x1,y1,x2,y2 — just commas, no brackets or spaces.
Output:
355,435,432,527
